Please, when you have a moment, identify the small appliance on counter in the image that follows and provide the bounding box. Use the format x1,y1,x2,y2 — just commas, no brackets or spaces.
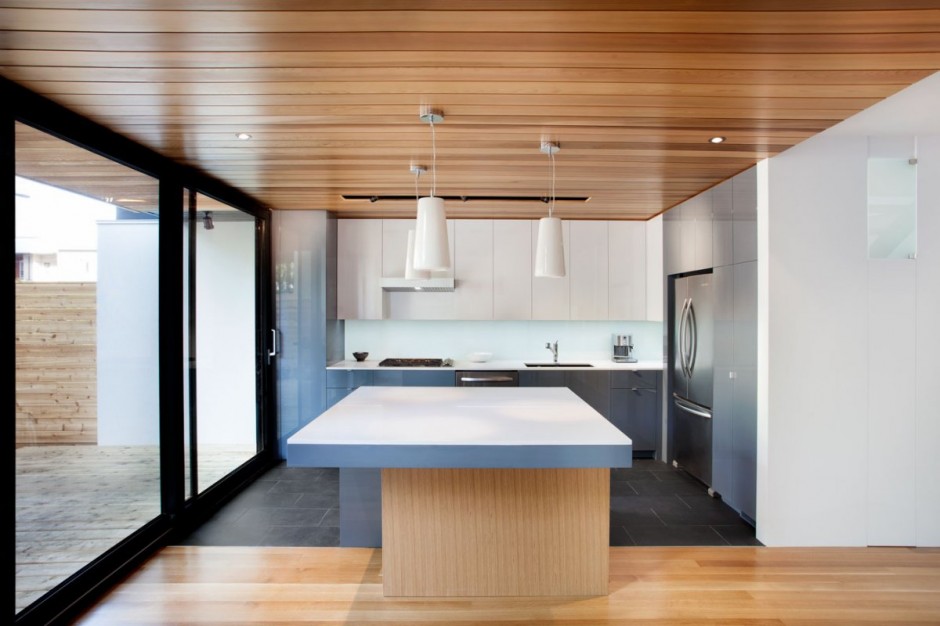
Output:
612,334,637,363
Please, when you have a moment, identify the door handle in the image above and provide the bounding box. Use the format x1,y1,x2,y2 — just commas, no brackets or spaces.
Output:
678,297,690,377
673,393,712,419
687,300,697,376
267,329,279,361
459,376,515,383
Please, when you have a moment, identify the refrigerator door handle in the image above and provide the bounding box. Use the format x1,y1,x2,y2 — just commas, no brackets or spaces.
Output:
678,297,690,377
673,393,712,419
687,299,698,376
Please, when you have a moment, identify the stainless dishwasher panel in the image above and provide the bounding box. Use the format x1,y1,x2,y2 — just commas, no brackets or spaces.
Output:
455,371,519,387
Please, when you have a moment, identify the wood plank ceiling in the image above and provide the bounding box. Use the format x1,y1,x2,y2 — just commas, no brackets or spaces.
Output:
3,1,940,220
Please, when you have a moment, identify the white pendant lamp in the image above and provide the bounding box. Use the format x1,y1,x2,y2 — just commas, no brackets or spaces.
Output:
413,109,450,272
535,141,566,278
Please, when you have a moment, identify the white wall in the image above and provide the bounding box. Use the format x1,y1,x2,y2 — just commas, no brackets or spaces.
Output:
97,219,257,447
97,221,160,445
758,73,940,547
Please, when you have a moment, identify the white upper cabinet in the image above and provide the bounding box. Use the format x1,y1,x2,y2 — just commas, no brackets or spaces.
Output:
337,217,655,320
337,219,383,320
645,215,664,322
733,166,758,264
454,220,494,320
712,178,734,268
531,219,571,320
570,221,609,320
607,221,646,321
493,220,532,320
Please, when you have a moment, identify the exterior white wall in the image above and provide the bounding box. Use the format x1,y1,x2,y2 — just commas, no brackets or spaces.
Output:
759,75,940,546
97,221,161,445
195,220,257,445
97,219,257,447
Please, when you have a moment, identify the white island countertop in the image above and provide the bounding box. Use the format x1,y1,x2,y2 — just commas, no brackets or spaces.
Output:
287,386,632,469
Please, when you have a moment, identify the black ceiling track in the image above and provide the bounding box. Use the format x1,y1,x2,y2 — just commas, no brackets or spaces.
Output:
342,194,590,203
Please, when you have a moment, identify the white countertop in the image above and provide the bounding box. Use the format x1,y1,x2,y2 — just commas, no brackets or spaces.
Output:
287,386,632,469
327,358,663,371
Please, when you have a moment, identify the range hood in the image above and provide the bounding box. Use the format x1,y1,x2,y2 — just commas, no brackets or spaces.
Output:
380,277,455,292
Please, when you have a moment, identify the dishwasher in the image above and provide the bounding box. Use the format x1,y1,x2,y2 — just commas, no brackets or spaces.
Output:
455,370,519,387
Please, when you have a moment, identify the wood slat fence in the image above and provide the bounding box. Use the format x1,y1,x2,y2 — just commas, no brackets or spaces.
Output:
15,281,97,446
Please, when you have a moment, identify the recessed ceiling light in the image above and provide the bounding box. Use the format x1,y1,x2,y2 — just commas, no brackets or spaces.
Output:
236,132,252,140
709,136,726,144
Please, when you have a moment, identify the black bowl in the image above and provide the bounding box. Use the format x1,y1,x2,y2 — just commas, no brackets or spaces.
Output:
353,351,368,362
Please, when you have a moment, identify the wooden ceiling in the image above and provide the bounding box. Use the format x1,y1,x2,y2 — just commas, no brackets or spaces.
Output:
3,1,940,220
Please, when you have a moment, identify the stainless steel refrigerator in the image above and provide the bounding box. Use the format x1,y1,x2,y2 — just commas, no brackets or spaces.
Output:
672,272,715,487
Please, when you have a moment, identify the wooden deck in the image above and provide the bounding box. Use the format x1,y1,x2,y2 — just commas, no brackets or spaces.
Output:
15,444,255,614
72,545,940,625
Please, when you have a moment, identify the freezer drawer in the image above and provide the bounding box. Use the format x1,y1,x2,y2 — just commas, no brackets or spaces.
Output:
673,394,712,487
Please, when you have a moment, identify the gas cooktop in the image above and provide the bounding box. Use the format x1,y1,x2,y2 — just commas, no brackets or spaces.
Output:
378,358,452,367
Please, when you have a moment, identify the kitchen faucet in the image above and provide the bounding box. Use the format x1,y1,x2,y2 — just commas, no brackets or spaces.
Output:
546,340,559,363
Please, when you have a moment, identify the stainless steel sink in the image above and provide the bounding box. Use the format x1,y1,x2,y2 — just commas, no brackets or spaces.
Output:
524,363,593,368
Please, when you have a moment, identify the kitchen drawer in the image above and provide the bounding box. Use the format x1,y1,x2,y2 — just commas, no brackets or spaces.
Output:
402,370,455,387
611,370,660,390
326,369,374,389
373,370,404,386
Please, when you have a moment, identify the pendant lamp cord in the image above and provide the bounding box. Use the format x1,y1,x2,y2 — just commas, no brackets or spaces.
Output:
430,119,438,196
549,147,556,218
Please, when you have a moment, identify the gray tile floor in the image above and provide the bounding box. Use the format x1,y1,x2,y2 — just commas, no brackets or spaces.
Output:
180,459,761,547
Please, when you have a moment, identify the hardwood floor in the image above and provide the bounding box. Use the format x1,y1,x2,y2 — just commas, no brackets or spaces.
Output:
71,545,940,624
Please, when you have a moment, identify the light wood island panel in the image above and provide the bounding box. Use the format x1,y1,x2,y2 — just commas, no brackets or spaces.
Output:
381,467,609,597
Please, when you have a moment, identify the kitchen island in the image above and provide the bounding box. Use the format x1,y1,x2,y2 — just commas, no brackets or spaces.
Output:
287,386,632,597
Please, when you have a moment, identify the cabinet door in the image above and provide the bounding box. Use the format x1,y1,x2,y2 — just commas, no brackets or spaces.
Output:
610,369,659,390
688,190,714,272
565,370,610,417
645,215,664,322
733,166,758,264
569,221,609,320
454,220,494,320
493,220,532,319
712,178,734,268
337,219,383,319
610,388,659,453
608,221,646,321
531,219,570,320
518,370,566,387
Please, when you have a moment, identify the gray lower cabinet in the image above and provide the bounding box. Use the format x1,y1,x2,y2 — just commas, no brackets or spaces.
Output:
609,370,661,458
520,368,662,458
565,370,610,417
326,368,455,409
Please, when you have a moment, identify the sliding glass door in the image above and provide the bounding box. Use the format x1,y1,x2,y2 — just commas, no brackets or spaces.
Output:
14,121,164,613
183,191,261,499
10,89,275,624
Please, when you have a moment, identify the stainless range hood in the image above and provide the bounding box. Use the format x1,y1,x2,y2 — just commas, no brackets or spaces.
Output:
380,277,455,292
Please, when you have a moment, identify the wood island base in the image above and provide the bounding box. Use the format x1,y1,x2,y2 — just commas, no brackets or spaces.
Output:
380,467,610,597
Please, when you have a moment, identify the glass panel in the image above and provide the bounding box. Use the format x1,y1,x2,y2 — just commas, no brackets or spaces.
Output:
14,122,161,613
188,193,259,496
868,137,917,259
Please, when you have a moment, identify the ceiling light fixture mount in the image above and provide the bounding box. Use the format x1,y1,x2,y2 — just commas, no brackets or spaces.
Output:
413,109,450,272
535,141,566,278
